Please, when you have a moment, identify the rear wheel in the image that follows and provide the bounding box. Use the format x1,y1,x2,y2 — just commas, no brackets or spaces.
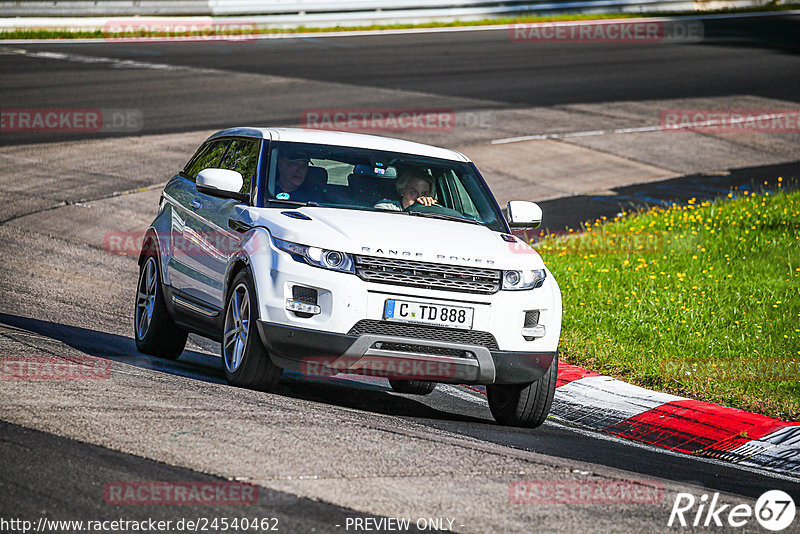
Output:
134,254,187,360
388,379,436,395
487,353,558,428
222,270,282,391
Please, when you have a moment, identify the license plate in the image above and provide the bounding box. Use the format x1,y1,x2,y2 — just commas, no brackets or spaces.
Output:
384,299,474,330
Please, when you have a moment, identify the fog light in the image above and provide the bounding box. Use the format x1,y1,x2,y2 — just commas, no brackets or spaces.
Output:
285,299,321,315
521,325,546,339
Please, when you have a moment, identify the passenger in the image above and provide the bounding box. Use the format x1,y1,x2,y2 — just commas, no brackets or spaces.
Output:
374,168,437,211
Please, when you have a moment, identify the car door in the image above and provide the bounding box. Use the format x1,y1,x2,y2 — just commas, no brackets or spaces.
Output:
165,138,232,299
180,137,260,310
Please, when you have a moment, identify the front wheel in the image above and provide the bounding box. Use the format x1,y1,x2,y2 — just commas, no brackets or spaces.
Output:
487,353,558,428
134,254,187,360
222,270,282,391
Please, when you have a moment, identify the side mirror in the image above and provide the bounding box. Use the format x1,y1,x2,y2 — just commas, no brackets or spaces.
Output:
507,201,542,229
197,168,245,200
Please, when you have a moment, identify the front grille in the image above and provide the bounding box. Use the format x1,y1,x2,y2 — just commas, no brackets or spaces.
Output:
374,342,472,359
354,255,501,294
348,319,498,350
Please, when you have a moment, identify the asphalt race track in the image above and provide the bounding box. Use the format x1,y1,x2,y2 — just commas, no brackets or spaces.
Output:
2,14,800,145
1,13,799,533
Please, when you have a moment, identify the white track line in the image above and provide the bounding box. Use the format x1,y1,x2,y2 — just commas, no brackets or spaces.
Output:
490,111,800,144
0,47,193,70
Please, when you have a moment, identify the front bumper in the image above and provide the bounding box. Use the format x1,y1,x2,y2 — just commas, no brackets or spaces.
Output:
251,241,561,355
257,321,556,385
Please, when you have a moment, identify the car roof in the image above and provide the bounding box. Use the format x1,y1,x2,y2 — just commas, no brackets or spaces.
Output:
207,127,471,163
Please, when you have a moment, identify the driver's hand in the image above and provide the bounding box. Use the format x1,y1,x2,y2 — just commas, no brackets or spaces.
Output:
416,196,437,206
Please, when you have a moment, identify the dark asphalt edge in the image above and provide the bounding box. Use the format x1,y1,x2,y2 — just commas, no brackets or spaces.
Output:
0,182,164,226
1,311,797,510
0,419,428,533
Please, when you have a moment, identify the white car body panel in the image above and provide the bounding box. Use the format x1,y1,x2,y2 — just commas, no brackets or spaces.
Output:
143,127,563,393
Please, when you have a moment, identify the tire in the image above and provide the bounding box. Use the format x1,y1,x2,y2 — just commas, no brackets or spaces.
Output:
222,270,282,391
388,379,437,395
487,353,558,428
134,253,188,360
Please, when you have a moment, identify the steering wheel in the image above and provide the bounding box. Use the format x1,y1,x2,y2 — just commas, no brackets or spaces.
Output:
404,201,464,218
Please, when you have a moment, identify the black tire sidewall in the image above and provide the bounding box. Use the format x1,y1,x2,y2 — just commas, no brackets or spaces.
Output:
134,254,167,347
388,379,437,395
488,353,558,427
134,251,187,359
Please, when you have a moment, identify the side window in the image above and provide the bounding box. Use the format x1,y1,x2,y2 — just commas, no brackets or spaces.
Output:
220,138,259,195
184,140,231,181
450,173,480,218
313,159,351,185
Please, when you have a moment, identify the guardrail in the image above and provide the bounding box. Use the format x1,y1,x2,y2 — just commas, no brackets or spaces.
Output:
0,0,780,26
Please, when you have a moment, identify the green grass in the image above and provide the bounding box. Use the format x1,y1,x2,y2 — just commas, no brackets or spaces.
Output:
534,181,800,421
2,3,799,40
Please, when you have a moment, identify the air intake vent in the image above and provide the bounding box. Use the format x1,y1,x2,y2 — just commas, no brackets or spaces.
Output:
281,211,312,220
348,320,498,350
291,286,318,318
373,342,473,359
524,310,540,327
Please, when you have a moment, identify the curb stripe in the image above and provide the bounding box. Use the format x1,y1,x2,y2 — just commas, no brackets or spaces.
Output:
549,364,799,476
551,375,685,430
602,399,790,454
729,426,800,474
555,363,602,387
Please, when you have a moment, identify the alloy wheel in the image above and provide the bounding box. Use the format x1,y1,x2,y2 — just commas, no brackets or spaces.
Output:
223,283,250,373
135,257,157,340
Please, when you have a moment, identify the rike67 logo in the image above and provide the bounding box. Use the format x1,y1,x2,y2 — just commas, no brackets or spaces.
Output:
668,490,796,531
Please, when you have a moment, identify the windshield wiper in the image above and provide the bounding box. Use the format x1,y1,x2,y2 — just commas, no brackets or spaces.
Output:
405,211,481,225
266,199,321,207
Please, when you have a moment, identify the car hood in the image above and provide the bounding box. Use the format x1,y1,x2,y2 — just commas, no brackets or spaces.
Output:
239,206,545,270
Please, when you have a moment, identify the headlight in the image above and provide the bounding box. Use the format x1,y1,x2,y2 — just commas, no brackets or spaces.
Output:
502,269,546,290
274,238,354,274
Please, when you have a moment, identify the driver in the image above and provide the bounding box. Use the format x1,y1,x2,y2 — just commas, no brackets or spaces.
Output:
274,148,323,203
374,168,437,211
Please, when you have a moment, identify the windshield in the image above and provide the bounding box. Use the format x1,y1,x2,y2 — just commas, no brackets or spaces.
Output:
262,141,507,232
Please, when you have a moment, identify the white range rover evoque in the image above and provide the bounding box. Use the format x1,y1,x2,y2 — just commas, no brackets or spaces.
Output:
135,127,562,427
